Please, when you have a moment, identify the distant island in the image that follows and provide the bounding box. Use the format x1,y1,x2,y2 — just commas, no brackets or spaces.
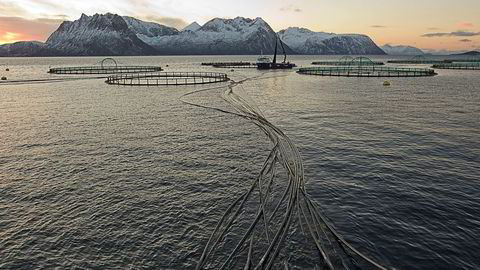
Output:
451,50,480,56
0,13,386,57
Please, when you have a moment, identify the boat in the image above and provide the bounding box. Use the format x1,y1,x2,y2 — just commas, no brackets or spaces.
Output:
257,56,272,64
257,35,295,70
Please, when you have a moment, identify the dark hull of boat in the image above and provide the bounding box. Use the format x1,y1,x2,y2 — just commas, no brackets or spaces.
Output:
257,62,295,70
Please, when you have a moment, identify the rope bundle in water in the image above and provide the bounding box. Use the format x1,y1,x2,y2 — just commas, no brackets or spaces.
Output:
181,73,389,270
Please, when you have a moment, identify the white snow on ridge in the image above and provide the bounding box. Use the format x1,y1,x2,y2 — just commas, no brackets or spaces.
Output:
278,27,335,49
381,44,424,55
12,13,385,55
141,16,273,47
182,22,201,32
278,27,383,54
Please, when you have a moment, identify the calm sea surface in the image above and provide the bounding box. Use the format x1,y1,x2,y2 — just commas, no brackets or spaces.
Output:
0,56,479,269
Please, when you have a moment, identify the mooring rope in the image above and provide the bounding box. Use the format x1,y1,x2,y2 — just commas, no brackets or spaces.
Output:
180,71,389,269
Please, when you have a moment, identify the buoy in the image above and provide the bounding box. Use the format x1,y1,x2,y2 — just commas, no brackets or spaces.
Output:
231,69,235,72
166,64,169,67
1,76,7,80
6,68,9,71
383,81,391,86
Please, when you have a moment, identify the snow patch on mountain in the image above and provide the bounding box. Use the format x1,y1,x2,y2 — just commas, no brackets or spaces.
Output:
278,27,385,55
278,27,335,50
123,16,179,37
182,22,201,32
139,16,286,55
381,44,424,55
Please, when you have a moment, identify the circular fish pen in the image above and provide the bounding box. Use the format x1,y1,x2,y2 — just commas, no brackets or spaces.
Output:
298,66,437,77
388,55,452,64
312,56,384,66
48,58,163,75
301,56,436,77
105,72,229,86
432,62,480,70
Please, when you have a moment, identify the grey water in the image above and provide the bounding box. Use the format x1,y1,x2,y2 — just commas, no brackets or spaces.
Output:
0,55,479,269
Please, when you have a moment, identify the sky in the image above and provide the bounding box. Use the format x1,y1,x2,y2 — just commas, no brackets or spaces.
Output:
1,0,479,52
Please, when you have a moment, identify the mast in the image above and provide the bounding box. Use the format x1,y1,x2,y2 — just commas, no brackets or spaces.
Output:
272,36,277,64
279,37,287,63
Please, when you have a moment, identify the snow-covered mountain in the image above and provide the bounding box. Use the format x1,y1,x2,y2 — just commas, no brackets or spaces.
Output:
278,27,385,55
0,13,386,56
381,44,424,56
46,13,156,56
136,17,293,55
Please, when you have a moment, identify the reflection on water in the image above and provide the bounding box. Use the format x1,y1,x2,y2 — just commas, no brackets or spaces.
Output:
0,56,479,269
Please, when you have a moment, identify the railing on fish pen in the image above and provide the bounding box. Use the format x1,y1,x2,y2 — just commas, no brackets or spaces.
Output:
297,66,437,77
449,58,480,63
432,63,480,70
48,65,163,75
312,56,384,66
105,72,230,86
201,61,253,66
212,63,258,69
388,55,452,64
312,60,385,66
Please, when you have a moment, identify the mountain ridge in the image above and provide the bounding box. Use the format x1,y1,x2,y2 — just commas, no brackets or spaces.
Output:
450,50,480,56
0,13,387,56
278,27,385,55
381,44,424,56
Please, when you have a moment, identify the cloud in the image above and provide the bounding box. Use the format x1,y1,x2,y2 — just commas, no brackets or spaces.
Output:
421,31,480,37
280,5,302,12
458,22,474,28
459,39,472,42
0,2,27,16
371,25,386,28
0,16,63,43
142,15,188,29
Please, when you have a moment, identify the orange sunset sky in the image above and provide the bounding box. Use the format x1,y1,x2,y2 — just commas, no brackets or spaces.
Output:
1,0,479,52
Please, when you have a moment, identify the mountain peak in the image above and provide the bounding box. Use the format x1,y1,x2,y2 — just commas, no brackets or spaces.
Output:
45,12,155,56
183,21,201,32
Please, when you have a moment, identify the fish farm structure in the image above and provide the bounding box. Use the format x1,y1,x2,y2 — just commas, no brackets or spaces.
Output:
299,57,436,77
388,55,452,64
432,62,480,70
213,63,257,68
448,58,480,63
105,72,229,86
48,58,163,75
201,61,252,66
312,56,384,66
201,61,257,69
298,59,436,77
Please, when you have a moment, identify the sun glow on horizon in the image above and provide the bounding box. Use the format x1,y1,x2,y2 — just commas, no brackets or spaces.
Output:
0,0,479,52
0,32,23,44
